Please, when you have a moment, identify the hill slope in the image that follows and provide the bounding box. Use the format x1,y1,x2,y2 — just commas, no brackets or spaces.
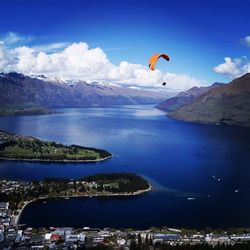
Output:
170,73,250,127
156,83,223,112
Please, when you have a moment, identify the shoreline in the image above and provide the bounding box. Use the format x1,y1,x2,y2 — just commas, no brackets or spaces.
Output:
0,154,112,163
14,199,36,225
15,186,152,226
167,114,250,128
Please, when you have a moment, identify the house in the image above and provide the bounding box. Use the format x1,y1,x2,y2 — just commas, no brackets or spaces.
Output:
44,233,52,241
168,228,182,233
99,230,112,237
15,234,22,243
0,230,4,242
117,238,126,246
30,245,44,249
3,218,10,226
0,202,9,210
50,234,61,242
92,235,104,244
65,234,81,243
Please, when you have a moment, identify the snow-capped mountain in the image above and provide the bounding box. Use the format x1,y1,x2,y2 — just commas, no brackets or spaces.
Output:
0,72,167,107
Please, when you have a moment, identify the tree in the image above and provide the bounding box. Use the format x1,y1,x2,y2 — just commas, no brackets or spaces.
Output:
137,233,142,246
149,235,153,246
130,239,137,250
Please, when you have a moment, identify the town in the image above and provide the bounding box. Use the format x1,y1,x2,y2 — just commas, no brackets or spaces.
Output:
0,199,250,249
1,180,250,249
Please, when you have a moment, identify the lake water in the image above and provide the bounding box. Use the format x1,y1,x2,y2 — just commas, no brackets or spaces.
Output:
0,105,250,229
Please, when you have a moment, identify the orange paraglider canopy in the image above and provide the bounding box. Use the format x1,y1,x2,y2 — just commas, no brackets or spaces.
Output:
148,53,170,71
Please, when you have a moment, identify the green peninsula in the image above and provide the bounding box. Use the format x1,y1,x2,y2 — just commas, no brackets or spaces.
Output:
0,173,151,212
0,130,111,162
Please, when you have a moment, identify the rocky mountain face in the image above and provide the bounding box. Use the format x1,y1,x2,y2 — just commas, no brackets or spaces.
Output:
0,72,166,107
169,73,250,127
156,82,223,112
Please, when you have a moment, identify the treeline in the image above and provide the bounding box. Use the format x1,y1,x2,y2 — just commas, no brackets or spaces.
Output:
42,173,150,193
81,173,150,193
81,173,147,182
72,145,112,158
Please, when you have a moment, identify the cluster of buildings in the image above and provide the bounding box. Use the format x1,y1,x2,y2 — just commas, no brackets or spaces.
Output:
1,178,250,249
0,202,12,233
0,226,128,249
152,232,250,246
0,178,119,200
0,202,11,225
0,214,250,250
0,180,30,195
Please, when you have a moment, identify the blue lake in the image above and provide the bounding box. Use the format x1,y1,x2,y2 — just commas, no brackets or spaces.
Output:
0,105,250,229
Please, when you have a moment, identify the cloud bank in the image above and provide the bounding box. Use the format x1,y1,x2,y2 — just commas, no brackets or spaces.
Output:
214,57,250,78
0,39,205,91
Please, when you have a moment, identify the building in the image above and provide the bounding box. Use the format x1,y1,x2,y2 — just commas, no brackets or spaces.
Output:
153,234,180,243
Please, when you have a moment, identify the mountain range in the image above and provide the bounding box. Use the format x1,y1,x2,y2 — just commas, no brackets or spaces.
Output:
0,72,166,108
1,71,250,127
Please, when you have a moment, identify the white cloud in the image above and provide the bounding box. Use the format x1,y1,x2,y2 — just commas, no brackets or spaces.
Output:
0,32,32,45
0,42,16,71
213,57,250,78
163,73,205,91
0,40,205,91
32,42,70,53
241,35,250,47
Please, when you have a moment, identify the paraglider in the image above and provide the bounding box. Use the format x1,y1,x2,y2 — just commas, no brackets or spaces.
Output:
148,53,170,71
148,53,170,87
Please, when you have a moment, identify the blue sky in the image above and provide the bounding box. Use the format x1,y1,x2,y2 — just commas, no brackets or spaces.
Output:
0,0,249,90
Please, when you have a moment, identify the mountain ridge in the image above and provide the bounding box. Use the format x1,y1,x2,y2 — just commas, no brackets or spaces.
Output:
169,73,250,127
156,82,224,112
